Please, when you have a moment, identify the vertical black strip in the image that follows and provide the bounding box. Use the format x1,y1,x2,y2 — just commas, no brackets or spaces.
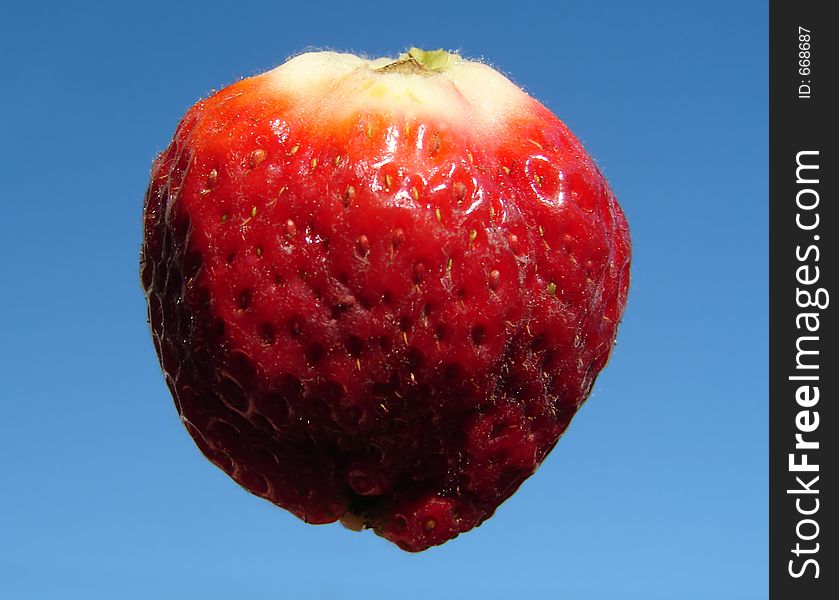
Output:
770,1,837,598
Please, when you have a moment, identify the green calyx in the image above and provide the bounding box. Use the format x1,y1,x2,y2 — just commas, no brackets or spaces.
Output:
375,47,458,75
404,47,453,71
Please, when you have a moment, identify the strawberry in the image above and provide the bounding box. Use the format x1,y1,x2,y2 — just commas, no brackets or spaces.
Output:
141,48,631,552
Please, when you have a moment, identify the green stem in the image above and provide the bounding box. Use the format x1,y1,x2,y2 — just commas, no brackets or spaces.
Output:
375,47,457,75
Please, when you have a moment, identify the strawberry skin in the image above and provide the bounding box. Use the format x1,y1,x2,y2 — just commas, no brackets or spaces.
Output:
141,50,631,552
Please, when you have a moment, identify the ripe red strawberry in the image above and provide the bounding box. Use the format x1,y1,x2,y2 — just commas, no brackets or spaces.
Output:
142,48,630,552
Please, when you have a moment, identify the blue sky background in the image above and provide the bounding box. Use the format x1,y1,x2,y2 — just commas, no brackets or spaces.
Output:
0,1,767,598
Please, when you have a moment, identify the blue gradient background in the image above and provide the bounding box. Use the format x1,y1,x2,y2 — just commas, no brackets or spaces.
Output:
0,1,767,598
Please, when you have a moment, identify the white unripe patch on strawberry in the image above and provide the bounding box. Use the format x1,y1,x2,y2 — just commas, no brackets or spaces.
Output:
262,49,533,135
